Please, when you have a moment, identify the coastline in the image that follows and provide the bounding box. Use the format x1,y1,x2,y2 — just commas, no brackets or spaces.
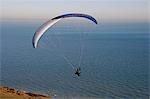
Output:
0,86,51,99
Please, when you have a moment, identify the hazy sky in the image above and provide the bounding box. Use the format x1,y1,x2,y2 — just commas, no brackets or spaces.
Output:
1,0,148,22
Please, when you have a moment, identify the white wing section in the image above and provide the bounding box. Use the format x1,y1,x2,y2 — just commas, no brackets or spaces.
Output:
33,19,61,48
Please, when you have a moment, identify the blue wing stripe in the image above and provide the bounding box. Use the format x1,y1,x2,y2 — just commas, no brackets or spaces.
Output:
52,13,97,24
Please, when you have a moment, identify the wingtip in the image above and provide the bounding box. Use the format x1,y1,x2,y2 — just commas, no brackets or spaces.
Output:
32,42,36,48
95,20,98,24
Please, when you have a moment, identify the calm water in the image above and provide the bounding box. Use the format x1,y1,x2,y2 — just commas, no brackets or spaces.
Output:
1,20,149,99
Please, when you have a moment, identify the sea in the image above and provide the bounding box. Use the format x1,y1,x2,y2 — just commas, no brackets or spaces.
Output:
1,19,149,99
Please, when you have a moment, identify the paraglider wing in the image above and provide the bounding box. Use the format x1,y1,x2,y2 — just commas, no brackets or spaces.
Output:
32,13,97,48
32,19,61,48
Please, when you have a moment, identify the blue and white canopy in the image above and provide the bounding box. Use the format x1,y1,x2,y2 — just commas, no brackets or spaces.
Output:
32,13,98,48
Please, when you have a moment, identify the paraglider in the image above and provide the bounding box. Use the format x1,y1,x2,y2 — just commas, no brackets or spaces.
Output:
75,67,81,77
32,13,98,76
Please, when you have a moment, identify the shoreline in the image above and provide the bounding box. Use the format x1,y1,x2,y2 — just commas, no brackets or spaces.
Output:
0,86,51,99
